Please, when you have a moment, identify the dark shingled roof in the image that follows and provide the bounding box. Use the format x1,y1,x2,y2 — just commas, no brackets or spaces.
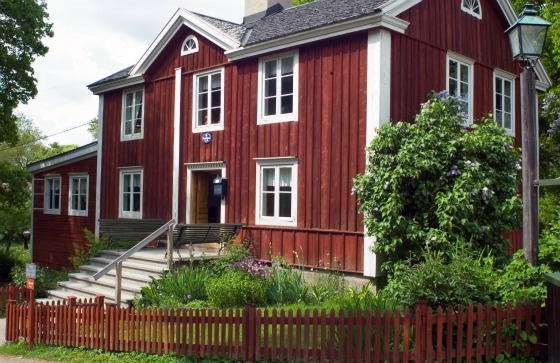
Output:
88,66,134,88
242,0,394,45
90,0,395,88
192,13,247,43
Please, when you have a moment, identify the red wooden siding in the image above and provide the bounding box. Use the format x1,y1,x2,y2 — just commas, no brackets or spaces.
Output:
32,156,97,270
391,0,523,147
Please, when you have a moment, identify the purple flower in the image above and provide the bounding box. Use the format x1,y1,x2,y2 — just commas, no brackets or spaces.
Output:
446,165,461,177
230,258,270,278
187,294,192,300
438,90,450,100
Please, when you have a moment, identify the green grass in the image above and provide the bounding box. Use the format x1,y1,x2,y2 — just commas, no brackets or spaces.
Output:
0,341,243,363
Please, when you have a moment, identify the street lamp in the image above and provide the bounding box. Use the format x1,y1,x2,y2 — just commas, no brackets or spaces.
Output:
506,3,551,265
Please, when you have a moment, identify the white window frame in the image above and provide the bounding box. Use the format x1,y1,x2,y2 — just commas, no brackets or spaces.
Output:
494,69,516,137
119,168,143,219
192,68,225,133
255,157,298,227
68,174,89,217
181,35,199,56
447,52,474,125
461,0,482,19
44,176,61,215
121,87,145,141
257,51,299,125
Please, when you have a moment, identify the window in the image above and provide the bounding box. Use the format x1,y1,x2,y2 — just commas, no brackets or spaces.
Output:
494,71,515,136
181,35,199,56
447,53,474,125
256,158,297,226
193,69,224,132
258,52,298,124
69,175,88,216
121,88,144,140
44,176,61,214
461,0,482,19
119,169,143,219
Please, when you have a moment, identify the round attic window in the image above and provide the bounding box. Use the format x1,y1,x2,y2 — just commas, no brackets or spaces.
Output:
461,0,482,19
181,35,199,56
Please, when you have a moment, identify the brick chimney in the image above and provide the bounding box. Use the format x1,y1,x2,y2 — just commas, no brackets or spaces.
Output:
244,0,292,23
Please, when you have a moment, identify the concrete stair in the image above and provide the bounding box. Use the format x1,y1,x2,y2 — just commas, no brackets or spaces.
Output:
43,249,170,306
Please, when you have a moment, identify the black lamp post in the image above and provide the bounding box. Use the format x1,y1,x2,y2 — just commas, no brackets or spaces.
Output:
506,3,551,265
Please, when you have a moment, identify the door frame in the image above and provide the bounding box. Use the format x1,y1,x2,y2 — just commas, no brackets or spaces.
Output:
185,162,226,224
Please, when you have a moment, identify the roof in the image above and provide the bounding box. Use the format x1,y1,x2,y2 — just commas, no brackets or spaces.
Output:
27,142,98,174
241,0,391,45
88,0,552,91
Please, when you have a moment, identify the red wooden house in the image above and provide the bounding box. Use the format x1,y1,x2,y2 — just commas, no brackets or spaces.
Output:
29,0,551,275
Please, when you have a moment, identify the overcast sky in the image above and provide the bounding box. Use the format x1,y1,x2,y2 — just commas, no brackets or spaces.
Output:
16,0,244,146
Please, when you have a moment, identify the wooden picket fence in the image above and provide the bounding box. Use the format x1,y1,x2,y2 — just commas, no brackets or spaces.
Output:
5,297,546,362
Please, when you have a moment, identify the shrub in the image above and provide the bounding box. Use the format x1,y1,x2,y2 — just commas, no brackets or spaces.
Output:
382,246,495,309
69,229,108,271
230,258,269,278
339,282,395,313
11,265,67,298
353,92,521,274
266,259,308,305
135,265,211,308
0,249,18,282
207,234,254,277
206,270,267,308
308,269,345,304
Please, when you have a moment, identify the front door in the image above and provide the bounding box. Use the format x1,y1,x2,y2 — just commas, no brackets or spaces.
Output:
189,171,222,223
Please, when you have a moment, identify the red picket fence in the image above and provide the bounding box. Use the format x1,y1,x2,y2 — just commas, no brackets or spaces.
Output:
0,284,27,314
6,297,546,362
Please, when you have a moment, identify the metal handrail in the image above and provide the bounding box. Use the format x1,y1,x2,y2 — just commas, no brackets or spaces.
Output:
93,218,176,281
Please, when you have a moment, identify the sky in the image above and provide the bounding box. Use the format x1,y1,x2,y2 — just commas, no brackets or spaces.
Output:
16,0,244,147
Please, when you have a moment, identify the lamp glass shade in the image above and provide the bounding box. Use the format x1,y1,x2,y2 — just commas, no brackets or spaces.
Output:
506,4,551,61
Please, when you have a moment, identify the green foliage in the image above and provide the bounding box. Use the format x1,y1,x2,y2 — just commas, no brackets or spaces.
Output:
206,270,267,308
11,264,67,298
207,235,254,277
69,229,108,271
382,246,495,309
339,282,395,313
307,270,345,304
266,258,309,305
353,92,521,274
0,0,53,144
88,116,99,141
0,249,18,281
292,0,314,6
136,265,212,308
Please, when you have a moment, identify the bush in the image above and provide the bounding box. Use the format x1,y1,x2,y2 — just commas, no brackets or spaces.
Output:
69,229,108,271
206,270,267,308
0,249,18,281
135,265,211,308
207,235,254,277
353,91,521,274
382,246,495,309
266,259,308,305
339,282,395,313
11,265,67,298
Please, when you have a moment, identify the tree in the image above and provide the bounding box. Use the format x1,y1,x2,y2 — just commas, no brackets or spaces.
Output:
0,115,77,251
353,92,521,274
0,0,53,144
87,116,98,141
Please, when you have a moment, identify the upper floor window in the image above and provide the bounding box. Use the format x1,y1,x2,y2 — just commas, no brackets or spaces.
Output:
121,88,144,141
181,35,199,56
255,158,298,226
69,175,88,217
119,168,143,219
44,176,61,215
258,51,299,124
494,70,515,136
461,0,482,19
447,53,474,125
193,68,224,132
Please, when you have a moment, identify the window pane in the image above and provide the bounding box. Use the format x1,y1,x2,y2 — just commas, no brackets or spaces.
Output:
265,60,277,78
211,108,221,124
79,179,87,194
125,93,133,107
281,57,293,76
199,93,208,109
124,175,131,192
504,80,512,96
281,75,293,95
124,120,132,135
449,80,458,96
79,194,87,211
198,76,208,93
281,95,293,114
123,192,130,212
505,113,512,130
496,78,502,94
505,96,512,113
449,60,457,80
211,90,221,107
211,73,221,90
262,193,275,217
460,82,469,100
265,79,277,97
133,174,141,190
279,194,292,217
460,64,469,83
135,90,143,104
198,110,208,125
265,98,276,116
279,168,292,187
133,193,141,212
496,93,502,111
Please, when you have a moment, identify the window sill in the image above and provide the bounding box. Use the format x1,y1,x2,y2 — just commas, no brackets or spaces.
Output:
121,134,144,142
44,209,61,215
192,124,224,133
256,218,297,227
